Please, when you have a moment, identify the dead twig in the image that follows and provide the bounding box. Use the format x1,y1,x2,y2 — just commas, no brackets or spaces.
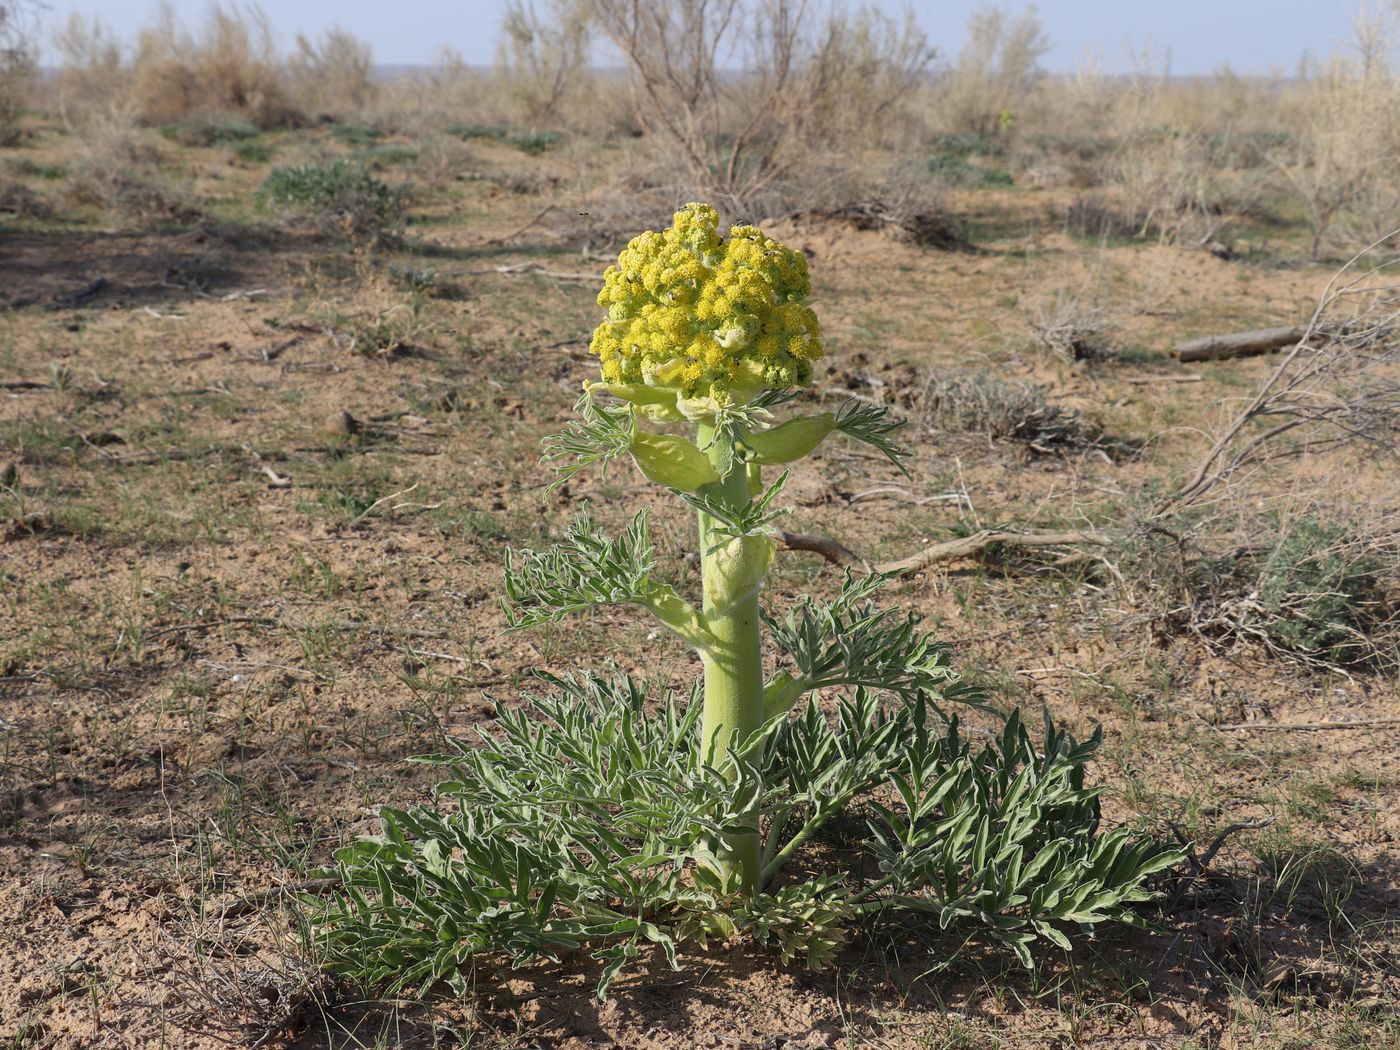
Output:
487,204,557,245
1168,816,1276,888
468,261,599,282
875,529,1111,576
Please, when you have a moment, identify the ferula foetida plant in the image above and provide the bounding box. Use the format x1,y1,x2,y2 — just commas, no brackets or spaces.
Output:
311,205,1180,999
555,203,901,890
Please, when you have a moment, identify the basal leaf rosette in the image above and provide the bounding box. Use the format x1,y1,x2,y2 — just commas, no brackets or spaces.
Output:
589,203,823,420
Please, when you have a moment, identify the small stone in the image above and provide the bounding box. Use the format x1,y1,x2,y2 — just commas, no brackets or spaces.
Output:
325,410,359,437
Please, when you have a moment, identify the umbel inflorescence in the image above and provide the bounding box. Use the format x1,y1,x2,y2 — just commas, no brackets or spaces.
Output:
590,203,823,407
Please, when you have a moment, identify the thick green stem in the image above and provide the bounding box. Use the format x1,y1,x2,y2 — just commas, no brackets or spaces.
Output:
696,421,766,894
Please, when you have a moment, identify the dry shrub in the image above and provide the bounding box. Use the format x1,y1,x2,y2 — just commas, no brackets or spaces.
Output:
1022,282,1118,363
933,3,1048,136
0,171,50,218
64,111,196,224
1020,48,1285,246
365,50,505,137
50,12,129,125
589,0,935,210
1164,245,1400,513
786,5,935,149
287,27,375,120
129,3,299,128
920,371,1098,453
496,0,591,125
1063,194,1137,240
1071,55,1227,245
0,1,37,145
1122,505,1400,670
1271,9,1400,259
1131,241,1400,669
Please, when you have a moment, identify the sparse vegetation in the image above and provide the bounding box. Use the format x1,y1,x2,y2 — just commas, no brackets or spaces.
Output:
258,159,407,242
3,0,1400,1046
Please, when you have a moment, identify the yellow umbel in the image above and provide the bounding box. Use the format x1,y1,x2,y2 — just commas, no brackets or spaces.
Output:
589,203,824,405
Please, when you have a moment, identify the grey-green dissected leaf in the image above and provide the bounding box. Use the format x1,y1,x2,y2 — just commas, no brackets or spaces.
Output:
541,395,634,490
503,508,656,627
834,400,911,476
763,570,988,708
307,670,1182,997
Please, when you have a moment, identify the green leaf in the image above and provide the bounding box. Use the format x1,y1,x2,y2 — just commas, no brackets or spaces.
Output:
834,401,911,476
541,396,634,490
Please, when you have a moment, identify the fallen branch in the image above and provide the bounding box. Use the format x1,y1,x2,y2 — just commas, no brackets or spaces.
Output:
1171,326,1311,363
1168,816,1276,887
470,261,599,282
875,529,1111,576
1213,718,1400,731
1122,374,1202,385
777,529,867,569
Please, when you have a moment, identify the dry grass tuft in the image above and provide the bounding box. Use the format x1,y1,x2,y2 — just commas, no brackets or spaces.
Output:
63,110,197,224
920,371,1099,453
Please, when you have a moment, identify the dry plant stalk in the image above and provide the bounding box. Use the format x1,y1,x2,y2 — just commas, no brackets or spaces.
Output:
287,27,376,118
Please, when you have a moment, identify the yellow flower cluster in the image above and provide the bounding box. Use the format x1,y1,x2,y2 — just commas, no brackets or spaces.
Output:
589,203,823,402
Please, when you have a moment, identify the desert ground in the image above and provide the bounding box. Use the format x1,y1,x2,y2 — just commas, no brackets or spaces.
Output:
2,6,1400,1047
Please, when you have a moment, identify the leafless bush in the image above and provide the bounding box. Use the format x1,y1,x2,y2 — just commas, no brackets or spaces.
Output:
0,1,38,144
787,4,936,147
497,0,591,125
1271,9,1400,260
589,0,934,209
1164,234,1400,512
934,3,1047,136
50,12,129,126
1023,276,1119,363
128,3,299,128
287,27,375,120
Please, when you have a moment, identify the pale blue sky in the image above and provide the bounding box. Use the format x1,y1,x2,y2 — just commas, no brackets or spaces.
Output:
36,0,1375,76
